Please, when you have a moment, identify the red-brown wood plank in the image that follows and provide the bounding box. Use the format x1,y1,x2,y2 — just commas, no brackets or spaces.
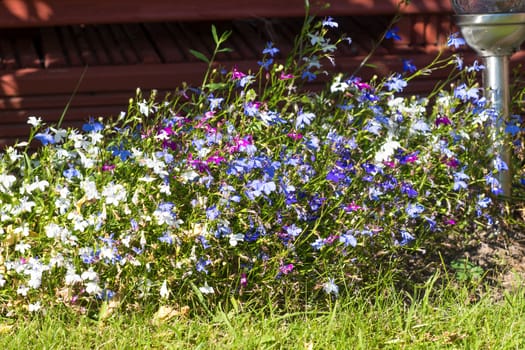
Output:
39,27,67,68
142,23,185,63
70,26,98,66
13,33,40,68
165,23,207,63
94,25,126,65
83,25,112,65
0,38,18,70
107,24,140,64
0,0,453,28
56,26,83,66
121,24,161,64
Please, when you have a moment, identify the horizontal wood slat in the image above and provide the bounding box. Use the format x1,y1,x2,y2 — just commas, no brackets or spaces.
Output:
0,0,453,28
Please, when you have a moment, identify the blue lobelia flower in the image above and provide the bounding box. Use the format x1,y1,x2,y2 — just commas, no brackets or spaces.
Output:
82,117,104,132
447,33,466,48
385,74,407,92
406,203,425,218
34,129,55,145
385,27,401,41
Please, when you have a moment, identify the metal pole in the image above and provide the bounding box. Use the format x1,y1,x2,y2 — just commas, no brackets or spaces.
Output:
483,54,512,197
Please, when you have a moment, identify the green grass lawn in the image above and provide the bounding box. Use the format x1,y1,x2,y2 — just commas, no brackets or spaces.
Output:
3,275,524,349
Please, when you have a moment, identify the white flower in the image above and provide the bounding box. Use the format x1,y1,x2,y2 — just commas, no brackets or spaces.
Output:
81,268,98,281
50,127,68,144
18,197,36,213
14,223,30,237
160,280,169,299
85,281,102,295
27,116,42,127
21,178,50,195
102,183,127,206
80,179,99,200
0,174,16,193
14,241,31,254
322,278,339,296
138,100,150,117
28,301,41,312
28,272,42,289
67,212,89,232
17,285,29,296
99,246,116,261
0,273,6,287
65,269,82,285
199,282,214,295
330,74,349,93
180,170,199,183
374,139,401,164
229,233,244,247
159,183,171,195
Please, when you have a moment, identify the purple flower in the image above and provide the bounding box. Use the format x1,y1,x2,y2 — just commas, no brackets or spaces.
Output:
240,273,248,287
399,230,415,246
322,17,339,28
63,167,81,180
311,238,325,251
158,232,173,244
279,263,294,275
485,174,503,195
493,156,508,172
401,182,418,198
262,42,280,56
447,33,466,48
82,118,104,132
385,27,401,41
339,232,357,247
34,129,55,145
467,60,485,72
196,258,212,274
402,59,416,73
385,74,407,92
435,115,452,126
406,203,425,218
326,168,346,183
206,205,220,221
453,171,469,191
302,71,317,82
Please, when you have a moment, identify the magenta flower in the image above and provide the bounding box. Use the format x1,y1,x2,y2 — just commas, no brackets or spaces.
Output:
240,273,248,287
344,202,362,212
444,218,456,225
206,154,225,165
444,158,460,168
287,132,303,140
279,72,294,80
279,263,294,275
102,164,116,172
435,115,452,126
231,66,246,80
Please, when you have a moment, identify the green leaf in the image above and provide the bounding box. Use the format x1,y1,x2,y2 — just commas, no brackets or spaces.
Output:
204,83,228,91
189,49,210,63
211,24,219,45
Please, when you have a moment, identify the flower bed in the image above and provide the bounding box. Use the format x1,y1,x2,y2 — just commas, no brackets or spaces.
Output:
0,13,521,316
